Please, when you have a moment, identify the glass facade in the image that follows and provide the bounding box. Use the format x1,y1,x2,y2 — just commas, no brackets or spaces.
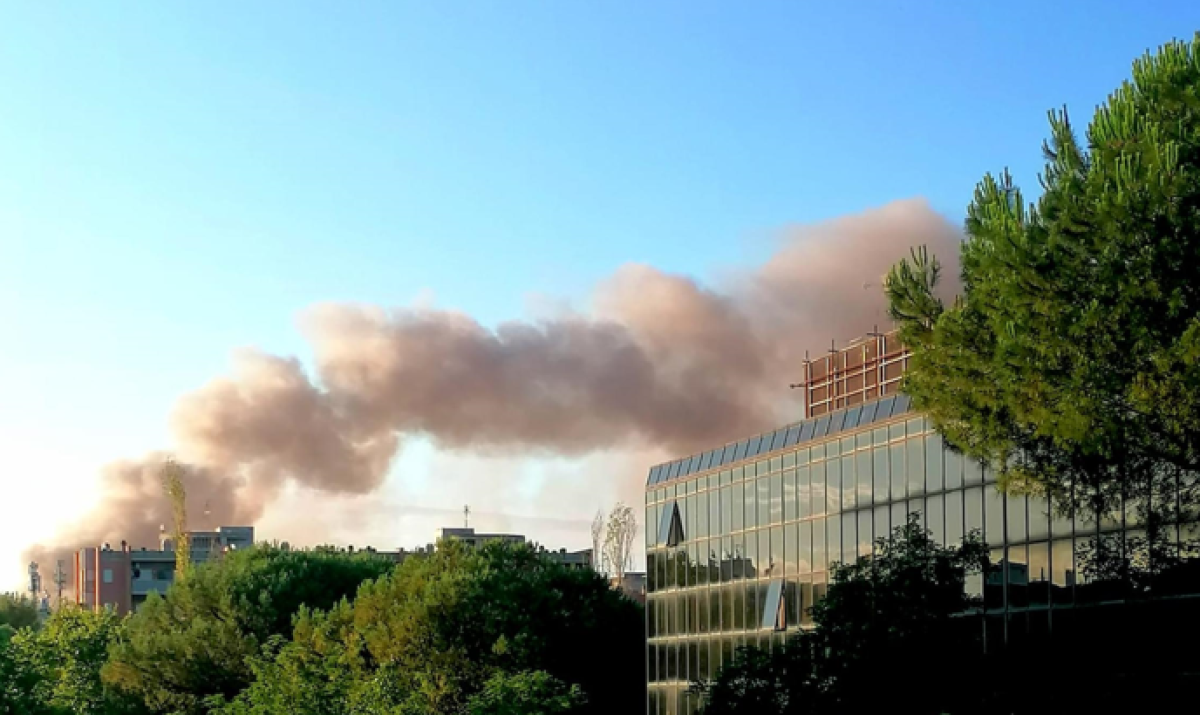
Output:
642,400,1198,715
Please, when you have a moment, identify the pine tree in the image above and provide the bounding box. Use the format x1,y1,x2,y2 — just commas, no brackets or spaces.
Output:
886,34,1200,533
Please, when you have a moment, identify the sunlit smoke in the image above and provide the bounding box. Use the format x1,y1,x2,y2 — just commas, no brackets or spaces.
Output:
25,198,962,575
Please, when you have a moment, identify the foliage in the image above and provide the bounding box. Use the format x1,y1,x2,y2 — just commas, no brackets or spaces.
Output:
103,544,394,714
0,593,40,631
219,541,644,715
2,607,144,715
698,517,988,715
693,640,820,715
808,515,988,713
464,670,587,715
1075,525,1200,599
161,459,191,578
884,35,1200,529
204,633,358,715
603,503,638,583
0,626,44,715
590,509,606,575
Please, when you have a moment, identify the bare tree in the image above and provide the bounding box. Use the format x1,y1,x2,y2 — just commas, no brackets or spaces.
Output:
591,508,606,575
160,458,190,578
603,503,638,586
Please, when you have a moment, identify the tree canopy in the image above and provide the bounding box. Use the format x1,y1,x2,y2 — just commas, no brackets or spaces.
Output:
0,593,39,632
1,542,641,715
808,516,988,713
216,540,644,715
1,607,143,715
102,544,395,714
698,517,988,715
464,670,588,715
885,35,1200,533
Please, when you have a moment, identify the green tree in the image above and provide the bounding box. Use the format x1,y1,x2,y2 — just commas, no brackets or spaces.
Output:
698,517,988,715
809,515,988,713
2,607,143,715
204,632,359,715
102,544,394,714
0,593,40,631
1,625,46,715
220,541,643,715
160,459,191,578
693,640,820,715
465,670,587,715
884,35,1200,533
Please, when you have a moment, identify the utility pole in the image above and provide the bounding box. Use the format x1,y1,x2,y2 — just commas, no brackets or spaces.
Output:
28,562,40,604
463,504,471,529
53,560,66,608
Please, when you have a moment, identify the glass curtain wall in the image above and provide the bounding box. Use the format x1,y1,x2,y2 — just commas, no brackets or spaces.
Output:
642,405,1180,715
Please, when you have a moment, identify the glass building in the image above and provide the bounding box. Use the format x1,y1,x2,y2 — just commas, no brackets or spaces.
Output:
642,336,1200,715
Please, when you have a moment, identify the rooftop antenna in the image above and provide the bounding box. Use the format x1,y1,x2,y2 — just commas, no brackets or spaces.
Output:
463,505,471,529
790,349,814,418
788,349,812,390
828,339,840,409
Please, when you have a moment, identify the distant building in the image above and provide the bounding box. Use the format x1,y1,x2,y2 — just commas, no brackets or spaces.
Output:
437,527,526,548
355,544,434,564
612,572,647,604
73,526,254,614
356,531,600,581
161,525,254,557
540,546,594,570
326,528,526,565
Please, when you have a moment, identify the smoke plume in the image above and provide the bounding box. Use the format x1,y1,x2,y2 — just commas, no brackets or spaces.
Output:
26,199,962,574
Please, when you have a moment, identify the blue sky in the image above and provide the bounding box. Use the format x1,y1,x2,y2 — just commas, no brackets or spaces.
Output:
0,1,1196,589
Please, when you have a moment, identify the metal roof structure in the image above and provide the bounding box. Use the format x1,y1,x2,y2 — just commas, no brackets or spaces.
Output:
644,393,912,489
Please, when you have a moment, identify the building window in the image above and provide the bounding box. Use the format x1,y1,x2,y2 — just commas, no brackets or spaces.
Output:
925,434,945,491
1007,493,1028,543
947,489,965,545
874,506,890,549
857,509,873,557
946,447,964,490
856,450,872,508
985,487,1005,546
744,480,758,529
811,461,827,517
873,446,889,503
761,579,785,630
731,483,744,531
658,502,684,547
758,477,771,526
798,465,812,518
890,442,908,501
709,489,721,538
102,569,113,584
906,437,925,496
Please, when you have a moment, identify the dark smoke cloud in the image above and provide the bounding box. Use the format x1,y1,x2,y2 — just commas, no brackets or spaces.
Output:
26,199,962,576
